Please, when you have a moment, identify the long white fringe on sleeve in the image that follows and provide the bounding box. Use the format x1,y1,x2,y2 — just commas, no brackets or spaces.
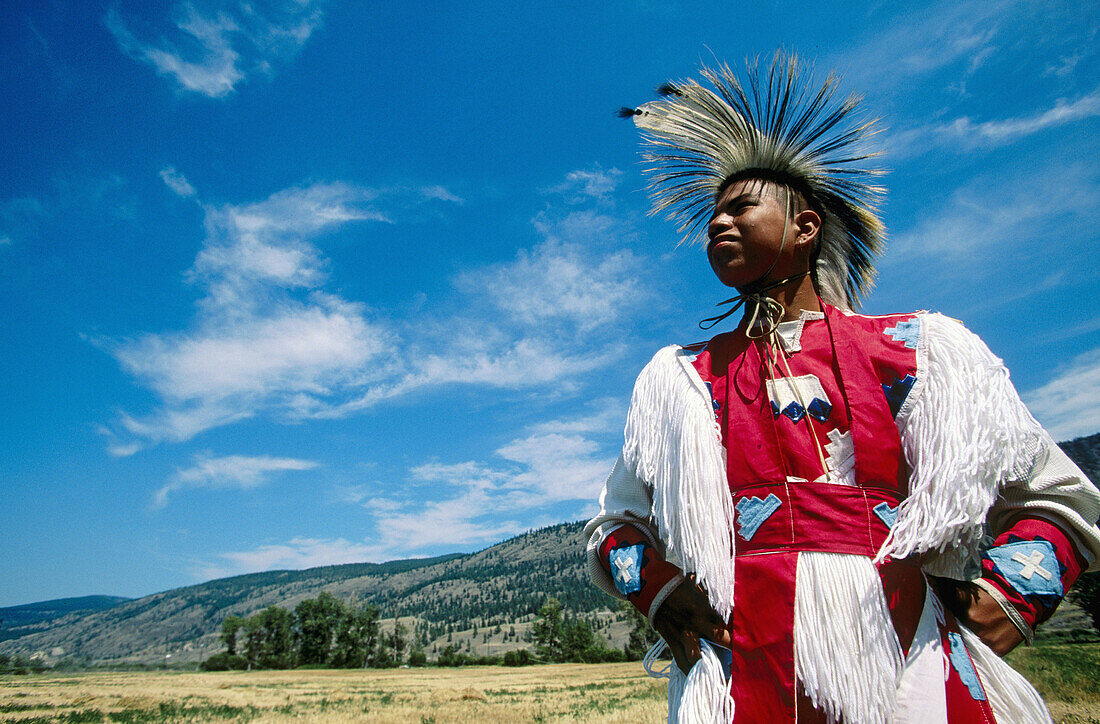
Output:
645,639,735,724
959,625,1052,723
623,346,736,619
794,552,904,724
878,313,1045,578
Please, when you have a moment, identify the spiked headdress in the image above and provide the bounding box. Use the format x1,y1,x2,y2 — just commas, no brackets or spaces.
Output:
621,53,885,309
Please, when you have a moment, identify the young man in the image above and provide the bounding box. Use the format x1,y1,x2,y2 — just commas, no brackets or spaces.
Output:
585,56,1100,723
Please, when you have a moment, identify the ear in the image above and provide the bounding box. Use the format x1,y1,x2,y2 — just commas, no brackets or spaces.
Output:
793,208,821,247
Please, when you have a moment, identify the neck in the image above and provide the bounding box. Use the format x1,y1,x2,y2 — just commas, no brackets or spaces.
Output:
741,274,821,325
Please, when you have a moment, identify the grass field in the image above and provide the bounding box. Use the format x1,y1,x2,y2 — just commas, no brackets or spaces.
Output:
1,646,1097,723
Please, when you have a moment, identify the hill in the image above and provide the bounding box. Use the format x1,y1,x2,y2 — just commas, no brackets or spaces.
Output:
0,522,619,666
0,596,131,642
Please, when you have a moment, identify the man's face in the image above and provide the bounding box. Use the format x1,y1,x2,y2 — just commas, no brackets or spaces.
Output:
706,179,802,289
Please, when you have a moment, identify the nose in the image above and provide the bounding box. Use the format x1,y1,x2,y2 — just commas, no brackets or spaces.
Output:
708,213,732,243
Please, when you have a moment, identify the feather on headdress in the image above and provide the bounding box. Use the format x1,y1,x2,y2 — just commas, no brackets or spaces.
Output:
621,53,886,309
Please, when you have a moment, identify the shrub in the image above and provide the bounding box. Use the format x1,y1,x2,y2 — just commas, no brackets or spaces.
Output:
201,653,248,671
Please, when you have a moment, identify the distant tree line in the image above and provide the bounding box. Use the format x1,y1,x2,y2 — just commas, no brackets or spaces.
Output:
202,593,659,671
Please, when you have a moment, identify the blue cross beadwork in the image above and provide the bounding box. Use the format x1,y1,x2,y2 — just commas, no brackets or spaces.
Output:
985,538,1064,602
608,543,647,596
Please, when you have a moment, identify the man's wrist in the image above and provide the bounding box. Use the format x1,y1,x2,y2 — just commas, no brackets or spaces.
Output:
648,573,686,626
971,577,1034,645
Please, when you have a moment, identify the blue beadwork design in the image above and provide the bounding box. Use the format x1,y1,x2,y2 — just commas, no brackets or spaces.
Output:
947,632,986,701
704,381,720,414
882,374,917,418
608,543,647,596
771,400,781,418
885,319,921,349
781,401,806,422
735,494,782,541
806,397,832,422
873,502,898,529
985,538,1064,602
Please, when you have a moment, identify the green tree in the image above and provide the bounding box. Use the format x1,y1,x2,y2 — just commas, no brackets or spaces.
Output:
561,617,618,662
332,604,380,669
295,593,345,666
256,605,295,669
240,606,295,670
532,598,565,662
220,614,244,656
1070,571,1100,634
243,615,265,670
389,618,408,665
622,601,660,660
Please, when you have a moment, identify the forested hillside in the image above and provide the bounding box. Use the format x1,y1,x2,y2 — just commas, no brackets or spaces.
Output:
0,522,617,666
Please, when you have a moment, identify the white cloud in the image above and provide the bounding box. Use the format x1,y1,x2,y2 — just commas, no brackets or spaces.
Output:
106,1,326,98
456,208,644,334
106,169,644,448
888,165,1099,261
196,536,387,580
527,397,624,435
458,238,642,334
106,181,449,447
887,86,1100,159
544,167,623,203
1024,348,1100,441
159,166,196,198
154,453,318,508
363,411,616,555
836,0,1019,88
196,406,619,577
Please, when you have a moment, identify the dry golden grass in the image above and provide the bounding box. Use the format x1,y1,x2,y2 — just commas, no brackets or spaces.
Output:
0,663,666,723
2,650,1097,723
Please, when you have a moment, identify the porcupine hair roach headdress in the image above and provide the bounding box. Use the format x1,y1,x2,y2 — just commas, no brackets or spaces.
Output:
619,52,886,309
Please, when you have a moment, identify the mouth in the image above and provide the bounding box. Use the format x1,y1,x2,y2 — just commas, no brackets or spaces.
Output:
707,238,740,263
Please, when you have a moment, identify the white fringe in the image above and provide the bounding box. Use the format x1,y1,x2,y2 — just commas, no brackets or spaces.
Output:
958,626,1052,724
878,314,1044,578
623,346,736,619
794,553,904,724
644,639,735,724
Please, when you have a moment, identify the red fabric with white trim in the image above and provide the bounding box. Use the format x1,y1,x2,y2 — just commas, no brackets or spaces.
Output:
980,517,1088,629
597,524,683,619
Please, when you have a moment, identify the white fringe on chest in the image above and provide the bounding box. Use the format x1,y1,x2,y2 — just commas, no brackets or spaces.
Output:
623,345,736,618
877,313,1044,577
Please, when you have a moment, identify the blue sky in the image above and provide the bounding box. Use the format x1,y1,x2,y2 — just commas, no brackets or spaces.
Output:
2,0,1098,607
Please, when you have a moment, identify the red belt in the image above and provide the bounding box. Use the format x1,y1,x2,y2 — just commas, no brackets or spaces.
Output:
731,481,900,556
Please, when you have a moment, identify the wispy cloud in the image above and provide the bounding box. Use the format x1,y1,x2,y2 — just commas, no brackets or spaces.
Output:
195,536,386,580
365,407,616,553
154,453,318,508
159,166,196,198
887,164,1099,261
193,406,618,579
106,1,326,98
836,0,1020,88
542,166,623,203
1024,348,1100,441
887,86,1100,159
208,397,621,577
104,168,646,450
103,181,448,449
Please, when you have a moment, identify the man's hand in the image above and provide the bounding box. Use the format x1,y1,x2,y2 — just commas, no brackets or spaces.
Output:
652,576,732,673
933,578,1024,655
